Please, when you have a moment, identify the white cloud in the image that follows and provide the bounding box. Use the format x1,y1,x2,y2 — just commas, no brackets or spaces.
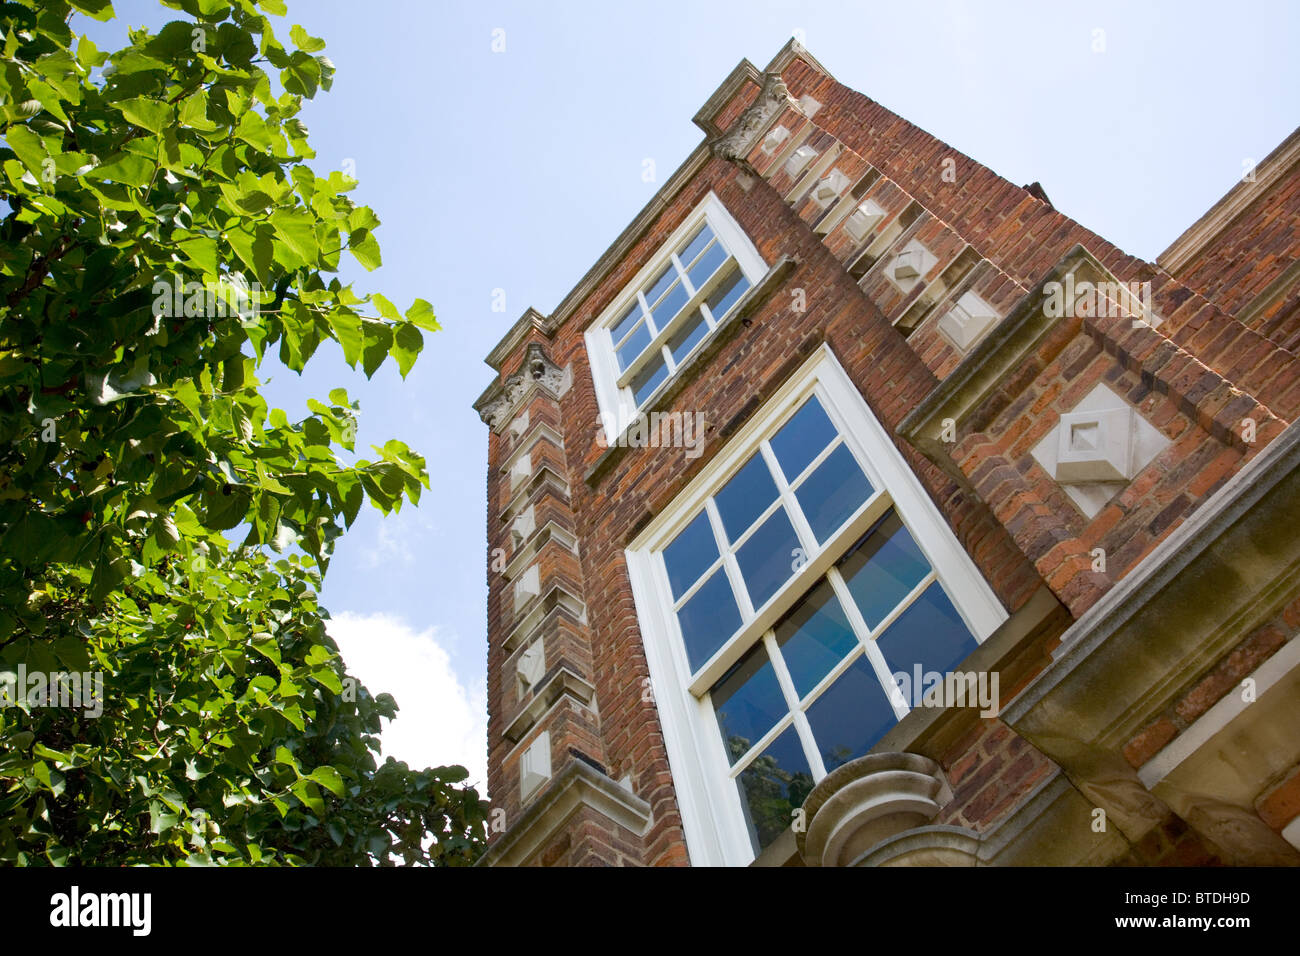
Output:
361,514,417,569
326,611,487,793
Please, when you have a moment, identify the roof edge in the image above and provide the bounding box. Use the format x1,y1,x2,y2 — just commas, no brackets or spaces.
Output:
476,40,836,374
1157,126,1300,275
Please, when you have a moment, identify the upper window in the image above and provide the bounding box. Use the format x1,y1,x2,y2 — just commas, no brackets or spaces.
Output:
586,194,767,432
625,346,1007,865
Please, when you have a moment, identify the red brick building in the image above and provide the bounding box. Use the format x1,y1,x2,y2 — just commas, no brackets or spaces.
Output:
473,41,1300,867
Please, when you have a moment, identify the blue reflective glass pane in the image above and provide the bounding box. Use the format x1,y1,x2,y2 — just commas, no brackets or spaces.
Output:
676,567,742,671
769,395,838,482
706,268,750,319
876,581,977,679
687,242,727,291
712,644,786,765
615,321,650,371
645,263,675,306
663,510,719,601
632,356,668,405
611,302,642,343
735,505,800,610
735,725,814,855
680,225,714,268
651,281,689,330
839,511,930,629
796,444,874,544
775,579,858,698
804,655,898,772
714,453,779,542
668,309,709,364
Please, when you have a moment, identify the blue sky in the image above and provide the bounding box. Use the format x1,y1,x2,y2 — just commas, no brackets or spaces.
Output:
82,1,1299,790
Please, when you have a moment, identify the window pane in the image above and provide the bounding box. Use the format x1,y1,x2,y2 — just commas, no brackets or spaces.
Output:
735,725,814,855
615,321,651,372
676,567,742,671
712,644,787,765
667,309,709,364
687,241,728,291
631,355,668,405
839,511,930,629
663,510,719,601
611,302,642,344
714,453,778,542
804,655,898,773
705,267,750,319
651,280,689,330
645,263,675,306
770,395,838,482
775,579,858,698
680,225,714,268
736,505,800,610
876,581,977,679
795,444,874,544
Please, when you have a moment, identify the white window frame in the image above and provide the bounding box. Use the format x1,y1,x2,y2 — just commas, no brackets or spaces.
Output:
625,344,1007,866
585,193,767,437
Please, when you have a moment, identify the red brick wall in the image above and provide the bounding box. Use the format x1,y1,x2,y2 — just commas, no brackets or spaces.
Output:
478,50,1300,864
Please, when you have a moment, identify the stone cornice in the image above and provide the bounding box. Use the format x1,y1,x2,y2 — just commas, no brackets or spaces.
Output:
484,307,553,373
475,760,652,867
1158,126,1300,275
692,58,762,139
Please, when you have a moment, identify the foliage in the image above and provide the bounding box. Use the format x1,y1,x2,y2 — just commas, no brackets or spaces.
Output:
0,0,486,864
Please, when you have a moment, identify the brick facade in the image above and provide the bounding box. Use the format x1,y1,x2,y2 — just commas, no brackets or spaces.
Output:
474,42,1300,866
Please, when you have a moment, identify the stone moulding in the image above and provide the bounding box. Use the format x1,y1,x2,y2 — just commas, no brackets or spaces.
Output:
475,760,652,867
852,824,982,867
796,752,954,867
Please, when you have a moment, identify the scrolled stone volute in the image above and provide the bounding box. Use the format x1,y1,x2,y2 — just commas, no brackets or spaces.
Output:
851,824,982,867
797,752,954,867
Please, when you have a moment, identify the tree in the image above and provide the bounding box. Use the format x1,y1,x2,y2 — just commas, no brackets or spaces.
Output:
0,0,487,864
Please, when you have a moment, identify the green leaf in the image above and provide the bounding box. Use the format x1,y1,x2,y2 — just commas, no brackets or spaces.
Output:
270,207,319,265
349,228,381,271
290,779,325,816
226,223,274,285
370,293,401,322
327,308,362,366
360,320,392,378
309,766,344,796
391,323,422,378
290,25,327,53
69,0,115,21
4,126,48,173
87,151,153,188
118,97,170,134
235,111,275,152
405,298,439,332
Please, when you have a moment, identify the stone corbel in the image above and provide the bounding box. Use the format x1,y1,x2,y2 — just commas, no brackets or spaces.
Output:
475,342,571,433
710,71,796,166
